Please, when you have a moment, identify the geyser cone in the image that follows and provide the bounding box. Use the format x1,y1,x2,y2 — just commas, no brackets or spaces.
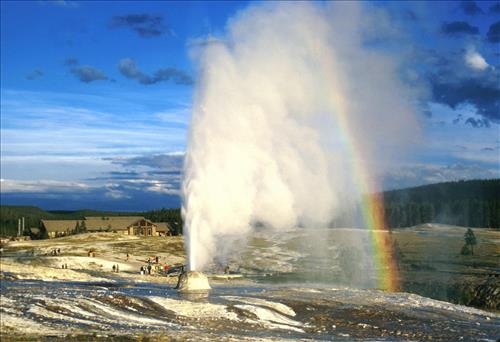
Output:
176,271,211,292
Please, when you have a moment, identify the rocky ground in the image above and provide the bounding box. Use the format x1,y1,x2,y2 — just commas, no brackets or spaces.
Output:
0,227,499,341
0,233,185,285
1,280,498,341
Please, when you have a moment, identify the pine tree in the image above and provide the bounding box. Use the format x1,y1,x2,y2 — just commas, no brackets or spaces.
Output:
39,221,49,239
464,228,477,255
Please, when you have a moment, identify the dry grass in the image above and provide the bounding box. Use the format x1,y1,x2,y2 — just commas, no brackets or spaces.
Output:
394,226,499,278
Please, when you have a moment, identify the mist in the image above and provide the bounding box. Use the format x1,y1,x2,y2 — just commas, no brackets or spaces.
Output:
183,2,419,271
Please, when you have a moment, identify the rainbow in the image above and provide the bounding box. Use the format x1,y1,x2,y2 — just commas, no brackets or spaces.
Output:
363,192,400,291
324,59,400,292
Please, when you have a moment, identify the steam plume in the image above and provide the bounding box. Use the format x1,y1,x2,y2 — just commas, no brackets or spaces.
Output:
183,2,418,271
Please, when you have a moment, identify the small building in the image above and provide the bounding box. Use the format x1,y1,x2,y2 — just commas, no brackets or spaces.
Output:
155,222,173,236
41,220,79,238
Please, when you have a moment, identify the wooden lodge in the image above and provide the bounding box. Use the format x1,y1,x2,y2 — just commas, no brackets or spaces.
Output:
40,216,172,239
41,220,81,239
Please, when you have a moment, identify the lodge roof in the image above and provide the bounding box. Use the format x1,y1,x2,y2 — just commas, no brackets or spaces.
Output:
84,216,154,231
154,222,172,233
41,217,169,233
84,216,144,221
41,220,80,233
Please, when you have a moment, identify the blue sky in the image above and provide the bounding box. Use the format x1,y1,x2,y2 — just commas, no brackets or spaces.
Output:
1,0,499,211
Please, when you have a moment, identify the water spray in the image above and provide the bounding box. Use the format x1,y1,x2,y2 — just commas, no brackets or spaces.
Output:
182,2,418,278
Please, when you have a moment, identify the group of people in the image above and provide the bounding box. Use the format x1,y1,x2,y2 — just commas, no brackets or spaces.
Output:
140,255,176,275
147,255,160,264
139,263,183,276
61,263,69,269
140,264,152,275
139,255,160,275
111,264,120,272
51,248,61,256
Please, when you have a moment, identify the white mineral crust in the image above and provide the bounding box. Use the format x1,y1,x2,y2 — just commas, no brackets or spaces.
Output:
177,271,211,292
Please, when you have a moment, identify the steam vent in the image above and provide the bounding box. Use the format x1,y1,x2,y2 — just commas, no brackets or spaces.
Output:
176,271,211,292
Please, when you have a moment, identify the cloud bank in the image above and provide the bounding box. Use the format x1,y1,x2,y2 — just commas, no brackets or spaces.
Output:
384,163,499,190
63,58,108,83
26,69,44,80
71,66,108,83
428,49,499,123
459,1,483,16
118,58,193,85
109,14,172,38
441,21,479,36
487,21,500,43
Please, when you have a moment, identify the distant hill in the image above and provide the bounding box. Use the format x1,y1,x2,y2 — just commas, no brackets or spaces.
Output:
0,206,182,237
1,206,56,236
382,179,499,229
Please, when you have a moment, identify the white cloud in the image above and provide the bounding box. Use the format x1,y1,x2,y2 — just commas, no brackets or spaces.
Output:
106,152,184,171
0,179,91,193
154,109,190,125
144,180,180,195
0,92,188,184
384,163,499,189
43,0,79,8
0,176,181,197
465,47,489,71
104,188,130,199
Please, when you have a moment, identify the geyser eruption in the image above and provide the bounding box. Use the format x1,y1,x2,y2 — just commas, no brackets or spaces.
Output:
183,2,419,272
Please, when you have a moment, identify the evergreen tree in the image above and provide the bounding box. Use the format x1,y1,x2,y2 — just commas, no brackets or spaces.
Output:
39,221,49,239
463,228,477,255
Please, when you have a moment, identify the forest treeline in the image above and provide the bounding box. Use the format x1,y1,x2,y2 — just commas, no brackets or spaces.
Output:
382,179,500,228
0,179,498,236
